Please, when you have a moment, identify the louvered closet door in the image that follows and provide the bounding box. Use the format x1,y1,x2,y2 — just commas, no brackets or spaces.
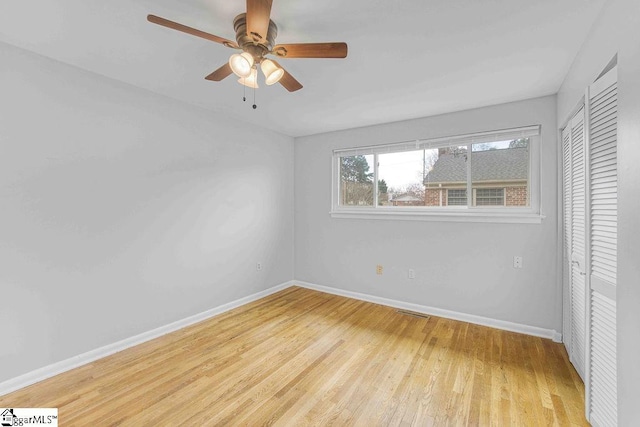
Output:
587,67,617,427
562,127,572,357
569,108,587,380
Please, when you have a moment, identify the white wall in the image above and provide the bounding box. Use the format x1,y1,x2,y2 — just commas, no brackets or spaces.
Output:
557,0,640,422
294,95,560,332
0,42,294,383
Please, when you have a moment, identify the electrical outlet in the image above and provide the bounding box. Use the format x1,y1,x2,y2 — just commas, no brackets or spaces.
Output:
257,262,263,271
376,265,383,275
408,269,415,279
513,256,523,269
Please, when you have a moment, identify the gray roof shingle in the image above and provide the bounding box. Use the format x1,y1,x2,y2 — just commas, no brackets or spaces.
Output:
424,147,529,184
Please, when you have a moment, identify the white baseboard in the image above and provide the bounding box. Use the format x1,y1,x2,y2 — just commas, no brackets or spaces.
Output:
295,280,562,343
0,281,294,397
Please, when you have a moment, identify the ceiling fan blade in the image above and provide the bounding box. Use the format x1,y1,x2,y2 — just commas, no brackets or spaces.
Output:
246,0,273,42
271,60,303,92
272,43,348,59
147,15,239,49
205,63,233,81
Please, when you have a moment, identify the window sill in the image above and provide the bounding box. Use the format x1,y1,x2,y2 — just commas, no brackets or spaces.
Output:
330,209,545,224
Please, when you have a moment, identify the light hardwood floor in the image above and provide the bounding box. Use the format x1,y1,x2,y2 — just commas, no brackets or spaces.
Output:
0,287,587,426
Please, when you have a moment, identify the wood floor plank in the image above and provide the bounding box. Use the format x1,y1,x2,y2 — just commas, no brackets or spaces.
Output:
0,287,588,426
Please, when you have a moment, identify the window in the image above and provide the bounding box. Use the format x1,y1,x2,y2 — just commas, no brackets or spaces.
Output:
474,188,505,206
339,155,374,206
332,126,541,223
378,150,428,207
470,139,529,207
447,189,467,206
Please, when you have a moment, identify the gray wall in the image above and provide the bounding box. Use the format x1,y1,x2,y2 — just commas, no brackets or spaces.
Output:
0,42,294,383
294,95,560,332
557,0,640,422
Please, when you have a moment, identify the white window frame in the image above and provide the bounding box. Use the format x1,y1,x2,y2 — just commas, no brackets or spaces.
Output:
331,125,544,223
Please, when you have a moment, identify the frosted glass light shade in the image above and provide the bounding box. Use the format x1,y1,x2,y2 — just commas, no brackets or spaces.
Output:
260,59,284,85
238,68,259,88
229,52,254,78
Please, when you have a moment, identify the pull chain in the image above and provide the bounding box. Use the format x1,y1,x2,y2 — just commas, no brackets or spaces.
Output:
242,77,246,102
253,83,257,109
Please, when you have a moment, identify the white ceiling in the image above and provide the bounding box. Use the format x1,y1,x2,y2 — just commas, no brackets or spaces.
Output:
0,0,606,137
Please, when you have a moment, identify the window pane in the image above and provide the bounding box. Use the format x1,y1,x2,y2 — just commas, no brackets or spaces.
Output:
378,150,428,206
424,145,468,206
471,139,529,207
339,155,374,206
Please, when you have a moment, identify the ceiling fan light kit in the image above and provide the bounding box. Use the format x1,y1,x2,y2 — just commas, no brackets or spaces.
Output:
261,59,284,85
229,51,254,78
238,68,259,89
147,0,348,102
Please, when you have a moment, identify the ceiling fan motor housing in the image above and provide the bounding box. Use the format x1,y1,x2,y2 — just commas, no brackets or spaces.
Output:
233,13,278,62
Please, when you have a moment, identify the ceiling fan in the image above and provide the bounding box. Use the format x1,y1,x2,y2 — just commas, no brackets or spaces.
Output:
147,0,348,94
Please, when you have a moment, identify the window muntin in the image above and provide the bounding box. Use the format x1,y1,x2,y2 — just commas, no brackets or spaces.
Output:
333,126,539,218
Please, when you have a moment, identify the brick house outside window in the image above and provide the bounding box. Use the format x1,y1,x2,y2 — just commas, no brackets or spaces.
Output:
424,146,529,207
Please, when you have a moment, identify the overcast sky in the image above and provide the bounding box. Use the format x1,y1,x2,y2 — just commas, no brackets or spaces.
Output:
378,151,425,190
